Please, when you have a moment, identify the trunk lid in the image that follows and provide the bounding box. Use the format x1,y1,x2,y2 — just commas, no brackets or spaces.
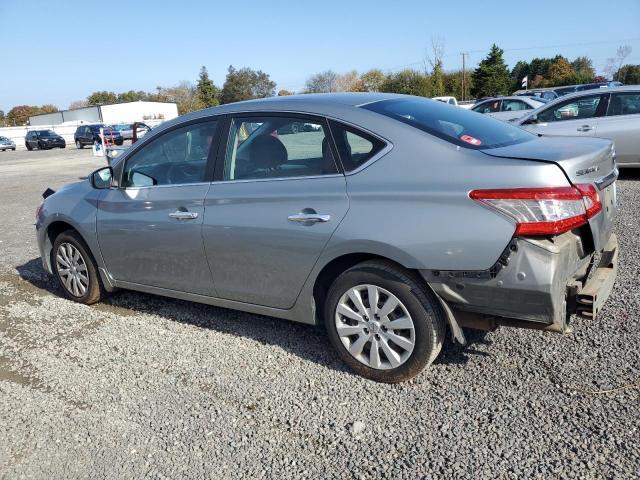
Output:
482,135,617,251
481,135,616,184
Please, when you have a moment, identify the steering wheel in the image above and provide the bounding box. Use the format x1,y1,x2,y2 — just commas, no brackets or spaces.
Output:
167,162,202,184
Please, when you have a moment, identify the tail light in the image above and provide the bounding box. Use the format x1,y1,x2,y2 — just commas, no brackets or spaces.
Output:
469,184,601,236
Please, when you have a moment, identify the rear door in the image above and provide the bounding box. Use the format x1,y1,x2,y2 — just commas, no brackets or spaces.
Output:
202,113,348,309
523,93,607,138
597,91,640,166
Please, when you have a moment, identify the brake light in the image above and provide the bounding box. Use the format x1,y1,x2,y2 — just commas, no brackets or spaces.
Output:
469,184,602,236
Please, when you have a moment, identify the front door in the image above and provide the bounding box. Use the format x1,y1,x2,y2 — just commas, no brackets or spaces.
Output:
97,119,220,295
202,114,349,309
525,93,607,138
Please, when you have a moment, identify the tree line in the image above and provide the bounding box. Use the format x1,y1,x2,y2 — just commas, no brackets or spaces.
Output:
2,43,638,127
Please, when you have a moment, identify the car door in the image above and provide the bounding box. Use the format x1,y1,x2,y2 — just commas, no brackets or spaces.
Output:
596,91,640,166
522,93,607,138
491,99,534,121
97,119,220,295
202,114,349,309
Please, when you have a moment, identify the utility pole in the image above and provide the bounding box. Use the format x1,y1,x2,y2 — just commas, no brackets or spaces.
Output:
460,52,468,101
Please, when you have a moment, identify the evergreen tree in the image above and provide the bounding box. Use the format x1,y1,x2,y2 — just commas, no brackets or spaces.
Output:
196,66,219,107
471,44,512,98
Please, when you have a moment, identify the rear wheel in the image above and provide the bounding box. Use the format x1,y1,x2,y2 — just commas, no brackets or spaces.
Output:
52,230,104,304
324,260,446,383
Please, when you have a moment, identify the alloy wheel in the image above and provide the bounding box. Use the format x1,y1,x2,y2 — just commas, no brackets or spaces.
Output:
55,242,89,297
335,284,415,370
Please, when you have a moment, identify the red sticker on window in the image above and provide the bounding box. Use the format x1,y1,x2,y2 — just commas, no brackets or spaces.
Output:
460,134,481,146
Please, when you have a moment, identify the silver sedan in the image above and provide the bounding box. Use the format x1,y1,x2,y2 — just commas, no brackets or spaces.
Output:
516,86,640,168
471,96,546,121
36,93,619,382
0,136,16,151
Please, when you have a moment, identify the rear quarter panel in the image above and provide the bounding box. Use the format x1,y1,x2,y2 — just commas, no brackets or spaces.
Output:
323,126,572,272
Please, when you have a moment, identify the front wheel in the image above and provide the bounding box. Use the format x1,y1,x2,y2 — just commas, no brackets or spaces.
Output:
52,230,104,304
325,260,446,383
76,140,83,149
26,143,33,151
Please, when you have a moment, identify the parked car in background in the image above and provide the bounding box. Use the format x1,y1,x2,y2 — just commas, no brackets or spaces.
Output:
514,81,623,101
471,96,546,121
36,93,618,383
0,136,16,151
432,96,458,106
74,124,123,149
110,122,151,141
516,86,640,168
25,130,66,150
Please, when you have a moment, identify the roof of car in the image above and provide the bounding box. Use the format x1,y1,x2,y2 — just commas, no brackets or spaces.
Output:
216,92,407,110
537,84,640,107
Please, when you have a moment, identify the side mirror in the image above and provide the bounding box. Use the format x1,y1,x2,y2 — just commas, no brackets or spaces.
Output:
90,166,113,189
523,114,538,125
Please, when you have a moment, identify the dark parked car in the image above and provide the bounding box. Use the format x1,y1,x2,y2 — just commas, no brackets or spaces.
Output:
25,130,66,150
0,136,16,151
74,124,123,149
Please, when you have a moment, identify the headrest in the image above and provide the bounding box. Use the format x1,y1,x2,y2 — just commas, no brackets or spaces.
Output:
250,134,287,170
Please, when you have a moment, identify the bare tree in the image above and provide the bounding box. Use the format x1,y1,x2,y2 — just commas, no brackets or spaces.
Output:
304,70,339,93
604,45,632,80
424,36,445,73
68,100,88,110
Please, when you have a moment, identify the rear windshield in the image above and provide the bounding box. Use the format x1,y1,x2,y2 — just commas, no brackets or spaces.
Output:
362,97,534,150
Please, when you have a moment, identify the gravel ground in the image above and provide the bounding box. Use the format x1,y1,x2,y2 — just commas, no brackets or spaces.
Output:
0,148,638,479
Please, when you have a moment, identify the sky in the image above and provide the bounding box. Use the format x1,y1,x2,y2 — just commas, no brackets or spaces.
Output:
1,0,639,112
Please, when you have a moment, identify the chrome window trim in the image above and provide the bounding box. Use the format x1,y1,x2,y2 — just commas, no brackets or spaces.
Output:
210,173,344,185
122,182,211,191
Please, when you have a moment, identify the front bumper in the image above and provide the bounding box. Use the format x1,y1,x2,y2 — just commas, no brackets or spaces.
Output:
423,231,618,333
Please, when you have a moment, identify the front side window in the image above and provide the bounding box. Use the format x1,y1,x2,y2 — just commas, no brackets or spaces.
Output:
363,97,533,150
472,100,501,114
607,92,640,116
537,95,604,122
501,99,531,112
223,116,337,181
122,120,217,187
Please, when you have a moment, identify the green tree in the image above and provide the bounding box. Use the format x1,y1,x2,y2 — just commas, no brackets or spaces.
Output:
470,44,512,97
304,70,339,93
510,60,530,91
219,66,276,104
196,66,220,107
87,91,118,105
117,90,150,103
616,64,640,84
571,56,595,78
0,110,5,127
430,59,445,97
360,69,386,92
380,69,431,97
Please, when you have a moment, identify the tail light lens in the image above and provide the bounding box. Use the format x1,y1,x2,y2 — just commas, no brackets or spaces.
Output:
469,184,602,236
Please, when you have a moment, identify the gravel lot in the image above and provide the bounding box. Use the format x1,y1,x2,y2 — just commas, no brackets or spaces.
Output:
0,147,638,479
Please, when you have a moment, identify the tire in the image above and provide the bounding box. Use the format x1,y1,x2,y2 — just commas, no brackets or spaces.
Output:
26,143,33,151
290,123,300,134
324,260,446,383
76,139,83,149
52,230,104,304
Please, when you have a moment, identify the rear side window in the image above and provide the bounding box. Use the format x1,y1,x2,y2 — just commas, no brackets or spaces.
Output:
472,100,501,113
607,92,640,116
328,120,386,172
362,97,533,150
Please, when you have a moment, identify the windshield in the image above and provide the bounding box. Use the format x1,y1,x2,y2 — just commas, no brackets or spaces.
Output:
37,130,57,137
362,98,534,150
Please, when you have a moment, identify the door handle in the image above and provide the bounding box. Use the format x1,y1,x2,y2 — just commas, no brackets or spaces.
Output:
288,213,331,224
169,210,199,220
577,125,593,132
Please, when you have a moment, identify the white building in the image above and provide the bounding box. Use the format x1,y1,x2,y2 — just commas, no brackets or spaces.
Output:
29,101,179,126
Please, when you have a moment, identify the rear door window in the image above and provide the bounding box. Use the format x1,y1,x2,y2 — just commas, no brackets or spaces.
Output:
472,100,501,113
362,97,533,150
501,99,531,112
606,92,640,116
328,121,386,172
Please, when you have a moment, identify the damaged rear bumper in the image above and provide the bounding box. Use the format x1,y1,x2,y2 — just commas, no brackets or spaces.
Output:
422,231,618,335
